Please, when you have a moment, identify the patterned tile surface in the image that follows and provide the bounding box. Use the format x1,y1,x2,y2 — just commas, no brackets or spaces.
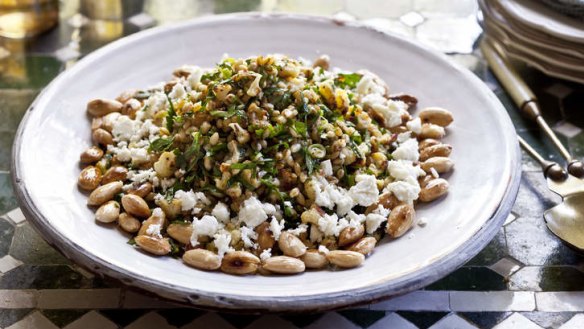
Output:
0,0,583,328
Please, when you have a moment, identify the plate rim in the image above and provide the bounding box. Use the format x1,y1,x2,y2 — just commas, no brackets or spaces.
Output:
11,12,522,312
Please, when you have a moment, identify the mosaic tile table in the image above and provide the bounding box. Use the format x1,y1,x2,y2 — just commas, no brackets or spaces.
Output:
1,0,584,328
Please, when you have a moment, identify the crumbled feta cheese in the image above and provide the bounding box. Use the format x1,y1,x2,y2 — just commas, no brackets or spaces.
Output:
392,138,419,162
186,67,204,89
387,160,425,181
270,216,285,241
363,95,406,128
321,159,333,176
240,226,258,248
262,203,278,217
397,132,412,143
384,176,421,204
213,229,234,258
112,115,137,142
417,217,428,227
287,224,308,236
348,174,379,207
365,213,387,234
152,207,164,218
238,196,267,228
310,224,324,243
190,215,220,246
211,202,230,224
318,213,344,236
372,205,391,218
175,190,197,212
407,117,422,134
355,74,385,96
144,92,167,118
318,245,330,254
313,176,355,215
130,147,149,164
346,211,367,224
259,248,272,262
145,224,162,238
127,169,157,184
160,178,175,191
169,82,186,100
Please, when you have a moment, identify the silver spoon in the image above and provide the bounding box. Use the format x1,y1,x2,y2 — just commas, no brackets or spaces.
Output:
519,136,584,251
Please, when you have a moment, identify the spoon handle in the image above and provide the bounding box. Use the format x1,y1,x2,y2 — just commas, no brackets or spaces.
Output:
481,38,584,178
518,135,567,181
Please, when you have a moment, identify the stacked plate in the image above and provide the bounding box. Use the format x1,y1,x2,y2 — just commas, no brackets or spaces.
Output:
479,0,584,84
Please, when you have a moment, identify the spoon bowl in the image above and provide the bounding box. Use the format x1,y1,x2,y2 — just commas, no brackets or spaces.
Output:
544,193,584,252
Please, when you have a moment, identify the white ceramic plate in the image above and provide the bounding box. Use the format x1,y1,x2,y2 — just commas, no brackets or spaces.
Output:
12,14,520,312
498,0,584,44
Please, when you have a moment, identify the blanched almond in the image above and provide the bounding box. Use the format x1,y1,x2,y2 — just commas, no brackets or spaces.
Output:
348,237,377,255
263,256,305,274
138,208,166,236
183,249,221,271
386,204,415,238
421,157,454,174
95,201,120,223
167,223,193,245
278,232,307,257
418,124,445,140
87,98,122,117
338,224,365,247
78,166,102,191
102,166,128,185
301,249,328,269
419,107,453,127
221,251,260,275
121,194,151,218
419,178,449,202
87,181,123,206
326,250,365,268
80,146,103,164
118,213,141,233
135,236,171,255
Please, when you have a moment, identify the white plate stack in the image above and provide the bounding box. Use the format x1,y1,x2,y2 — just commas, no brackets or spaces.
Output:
479,0,584,84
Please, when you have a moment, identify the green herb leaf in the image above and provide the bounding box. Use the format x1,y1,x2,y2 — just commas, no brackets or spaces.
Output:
230,162,256,170
148,137,174,152
166,95,177,133
335,73,363,89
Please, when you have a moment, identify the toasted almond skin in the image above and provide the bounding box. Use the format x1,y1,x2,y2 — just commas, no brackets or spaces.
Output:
421,157,454,174
263,256,305,274
278,232,307,257
135,236,171,256
386,204,415,238
348,237,377,255
92,128,113,146
121,194,151,218
95,201,120,223
418,138,440,150
87,181,123,206
255,222,275,251
419,144,452,161
326,250,365,268
118,213,141,233
78,166,102,191
87,98,123,117
338,224,365,247
183,249,221,270
102,166,128,185
127,182,152,199
80,146,104,164
221,251,260,275
301,249,328,269
138,209,166,236
419,107,454,127
167,223,193,245
419,178,449,202
418,123,445,140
